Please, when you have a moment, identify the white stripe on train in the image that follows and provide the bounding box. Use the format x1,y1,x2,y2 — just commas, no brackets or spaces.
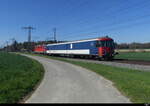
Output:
46,49,90,55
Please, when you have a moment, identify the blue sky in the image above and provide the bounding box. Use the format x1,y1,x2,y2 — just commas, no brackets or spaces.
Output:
0,0,150,47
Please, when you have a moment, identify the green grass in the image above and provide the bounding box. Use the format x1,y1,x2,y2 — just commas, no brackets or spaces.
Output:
0,52,44,103
26,53,150,103
115,52,150,61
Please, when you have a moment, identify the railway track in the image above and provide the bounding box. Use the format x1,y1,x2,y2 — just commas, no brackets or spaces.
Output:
51,56,150,72
34,54,150,71
62,56,150,66
112,59,150,66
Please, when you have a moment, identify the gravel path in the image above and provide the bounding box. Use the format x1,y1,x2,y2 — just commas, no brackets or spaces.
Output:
65,58,150,72
22,55,130,103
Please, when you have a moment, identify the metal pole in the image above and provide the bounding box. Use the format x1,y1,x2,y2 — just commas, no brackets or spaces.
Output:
22,26,35,52
6,41,8,52
53,28,57,43
28,28,31,43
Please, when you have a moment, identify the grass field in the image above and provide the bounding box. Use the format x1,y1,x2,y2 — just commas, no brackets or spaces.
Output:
28,53,150,103
115,52,150,61
0,52,44,103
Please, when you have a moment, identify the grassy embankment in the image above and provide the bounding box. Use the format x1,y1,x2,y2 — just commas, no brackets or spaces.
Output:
115,52,150,61
0,52,44,103
27,53,150,103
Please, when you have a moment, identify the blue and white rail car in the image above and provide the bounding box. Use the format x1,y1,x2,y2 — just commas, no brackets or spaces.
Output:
46,38,99,56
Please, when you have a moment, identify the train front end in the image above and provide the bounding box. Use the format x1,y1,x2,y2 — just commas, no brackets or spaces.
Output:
96,37,116,60
34,45,47,54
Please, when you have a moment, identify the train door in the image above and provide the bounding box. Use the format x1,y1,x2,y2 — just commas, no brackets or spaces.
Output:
66,44,70,55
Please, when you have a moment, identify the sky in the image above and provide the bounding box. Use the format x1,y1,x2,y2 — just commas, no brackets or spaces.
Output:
0,0,150,47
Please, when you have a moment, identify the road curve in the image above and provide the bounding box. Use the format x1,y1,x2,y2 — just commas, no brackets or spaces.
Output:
23,55,130,103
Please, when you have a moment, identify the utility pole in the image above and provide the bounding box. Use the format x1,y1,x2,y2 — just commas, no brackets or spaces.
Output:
22,26,35,43
6,41,9,52
22,26,35,52
53,28,57,43
10,38,16,52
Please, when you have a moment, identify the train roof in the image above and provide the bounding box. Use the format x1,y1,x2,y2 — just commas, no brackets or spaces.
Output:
47,37,113,46
47,38,98,46
99,36,113,41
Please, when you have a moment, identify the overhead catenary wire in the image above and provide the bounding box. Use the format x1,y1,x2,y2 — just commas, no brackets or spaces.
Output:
36,0,90,41
57,0,149,31
58,0,150,37
58,0,150,40
40,0,90,32
30,0,150,43
41,0,146,41
59,12,150,41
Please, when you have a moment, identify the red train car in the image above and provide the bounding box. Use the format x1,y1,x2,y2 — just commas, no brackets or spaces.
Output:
34,45,46,54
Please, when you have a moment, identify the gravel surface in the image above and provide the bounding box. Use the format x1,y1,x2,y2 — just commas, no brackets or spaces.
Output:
65,58,150,72
22,55,130,103
114,59,150,66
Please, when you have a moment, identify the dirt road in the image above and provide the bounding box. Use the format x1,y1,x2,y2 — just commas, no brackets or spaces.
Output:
23,55,130,103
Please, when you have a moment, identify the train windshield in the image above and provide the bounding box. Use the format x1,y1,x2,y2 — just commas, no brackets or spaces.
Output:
96,40,115,48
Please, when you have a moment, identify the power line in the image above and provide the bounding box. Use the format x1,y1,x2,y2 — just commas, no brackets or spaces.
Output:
57,0,149,36
55,0,91,28
39,0,90,32
22,26,36,52
59,13,150,41
59,0,150,36
22,26,36,43
57,0,149,31
53,28,57,42
57,0,128,29
58,0,150,40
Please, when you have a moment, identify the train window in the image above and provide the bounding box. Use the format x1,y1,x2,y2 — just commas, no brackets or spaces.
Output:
105,40,115,48
70,44,73,49
96,40,115,48
96,41,102,47
96,41,99,47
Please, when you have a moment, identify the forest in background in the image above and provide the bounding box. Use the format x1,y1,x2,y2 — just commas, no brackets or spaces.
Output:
1,40,150,52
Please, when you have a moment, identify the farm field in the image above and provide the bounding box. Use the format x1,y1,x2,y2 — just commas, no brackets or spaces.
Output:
0,52,44,103
26,53,150,103
115,52,150,61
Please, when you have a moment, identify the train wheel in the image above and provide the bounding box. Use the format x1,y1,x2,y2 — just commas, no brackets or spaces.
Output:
102,57,109,61
98,57,102,61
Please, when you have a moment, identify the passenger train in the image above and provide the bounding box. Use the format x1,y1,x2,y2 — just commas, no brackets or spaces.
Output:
34,36,117,60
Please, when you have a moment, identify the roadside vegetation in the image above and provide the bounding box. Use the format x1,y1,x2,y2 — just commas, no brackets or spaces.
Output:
115,52,150,61
0,52,44,103
27,53,150,103
65,60,150,103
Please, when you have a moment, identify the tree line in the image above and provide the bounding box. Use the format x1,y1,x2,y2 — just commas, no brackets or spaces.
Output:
1,40,150,52
115,42,150,49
